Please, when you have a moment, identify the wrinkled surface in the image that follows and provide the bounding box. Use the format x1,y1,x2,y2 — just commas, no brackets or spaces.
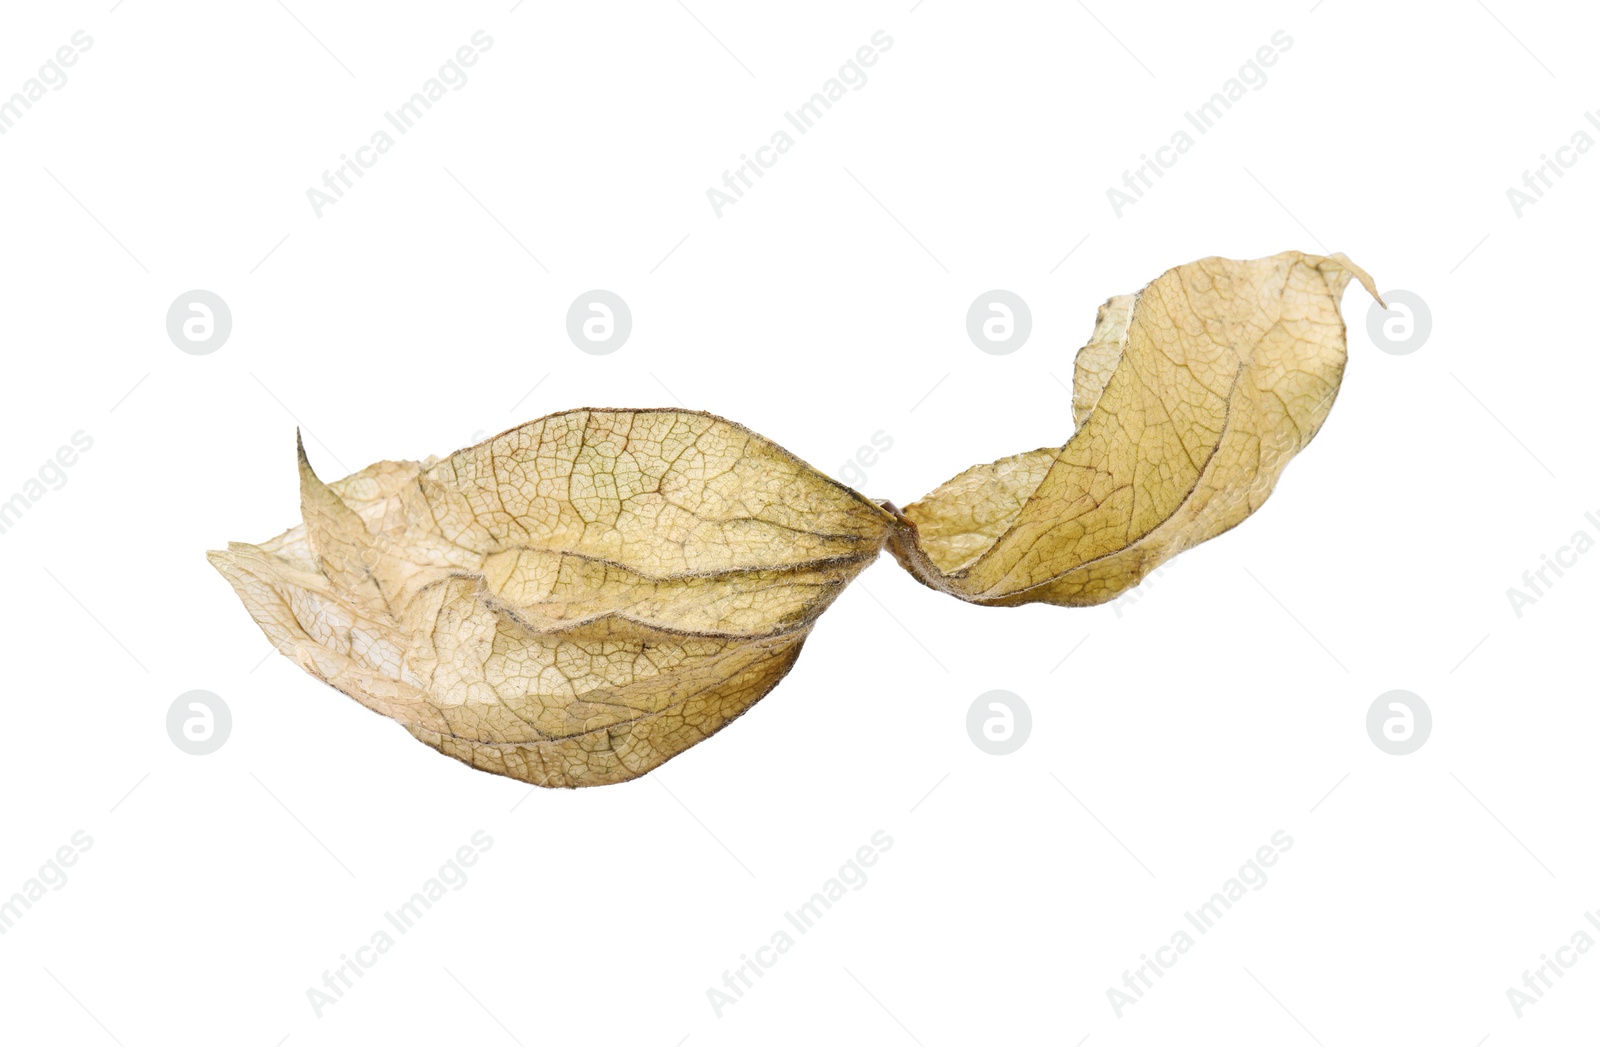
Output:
209,410,894,787
211,250,1374,786
887,251,1378,606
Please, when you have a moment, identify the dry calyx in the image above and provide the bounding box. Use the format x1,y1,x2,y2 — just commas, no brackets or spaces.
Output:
210,250,1379,787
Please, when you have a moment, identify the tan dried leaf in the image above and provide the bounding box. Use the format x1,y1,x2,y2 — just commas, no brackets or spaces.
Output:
211,250,1375,787
886,250,1379,606
208,410,894,787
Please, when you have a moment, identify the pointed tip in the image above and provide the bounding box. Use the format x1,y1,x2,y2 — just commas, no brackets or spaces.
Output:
1327,251,1385,308
296,431,323,490
205,547,239,579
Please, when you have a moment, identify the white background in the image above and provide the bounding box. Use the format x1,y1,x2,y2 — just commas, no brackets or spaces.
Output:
1,1,1595,1044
